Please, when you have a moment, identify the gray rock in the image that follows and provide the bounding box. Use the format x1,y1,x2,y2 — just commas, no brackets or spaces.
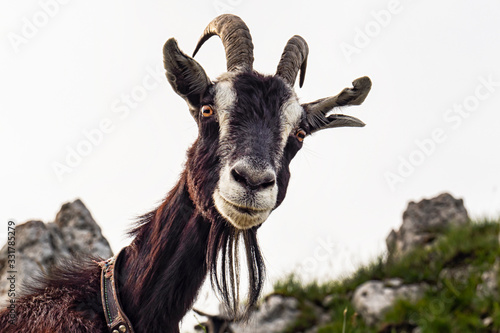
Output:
54,199,112,258
477,259,499,298
483,316,494,327
439,265,474,284
0,199,112,304
322,294,335,308
386,193,469,259
352,280,427,326
229,295,300,333
384,278,404,288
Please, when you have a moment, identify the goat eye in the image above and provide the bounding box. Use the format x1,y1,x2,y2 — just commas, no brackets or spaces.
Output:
201,105,214,117
296,129,306,142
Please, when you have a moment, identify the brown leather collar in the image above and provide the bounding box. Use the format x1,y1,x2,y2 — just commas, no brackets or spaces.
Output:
97,249,135,333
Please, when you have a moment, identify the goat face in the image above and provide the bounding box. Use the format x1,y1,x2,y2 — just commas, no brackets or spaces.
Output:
209,71,302,229
164,15,371,230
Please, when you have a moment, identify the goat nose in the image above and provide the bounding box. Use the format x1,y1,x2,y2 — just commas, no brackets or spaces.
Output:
231,163,276,191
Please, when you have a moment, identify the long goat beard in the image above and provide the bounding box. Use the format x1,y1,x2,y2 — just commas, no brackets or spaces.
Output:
206,218,265,320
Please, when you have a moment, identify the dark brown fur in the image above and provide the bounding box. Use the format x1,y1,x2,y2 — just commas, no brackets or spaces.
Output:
0,257,106,332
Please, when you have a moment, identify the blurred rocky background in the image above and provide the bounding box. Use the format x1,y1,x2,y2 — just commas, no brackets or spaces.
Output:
0,199,112,303
194,193,500,333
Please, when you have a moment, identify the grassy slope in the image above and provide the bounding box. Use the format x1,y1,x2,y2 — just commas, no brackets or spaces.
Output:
273,219,500,333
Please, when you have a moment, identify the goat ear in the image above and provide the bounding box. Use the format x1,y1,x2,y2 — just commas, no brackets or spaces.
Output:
163,38,211,119
302,76,371,134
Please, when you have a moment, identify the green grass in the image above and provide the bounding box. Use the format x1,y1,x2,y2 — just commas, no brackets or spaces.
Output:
273,219,500,332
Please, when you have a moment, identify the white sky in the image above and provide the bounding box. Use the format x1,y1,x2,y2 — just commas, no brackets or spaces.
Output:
2,0,500,330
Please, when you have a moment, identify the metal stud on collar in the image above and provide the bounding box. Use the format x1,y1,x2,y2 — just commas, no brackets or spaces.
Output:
112,323,127,333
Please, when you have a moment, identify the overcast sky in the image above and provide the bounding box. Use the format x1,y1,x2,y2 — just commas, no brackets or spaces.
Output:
2,0,500,330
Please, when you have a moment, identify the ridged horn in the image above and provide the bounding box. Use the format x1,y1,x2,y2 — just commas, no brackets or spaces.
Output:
276,35,309,88
192,14,254,72
305,76,372,114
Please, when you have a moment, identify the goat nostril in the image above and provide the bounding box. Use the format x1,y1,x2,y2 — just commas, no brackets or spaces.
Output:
231,164,276,191
231,168,247,186
260,179,276,190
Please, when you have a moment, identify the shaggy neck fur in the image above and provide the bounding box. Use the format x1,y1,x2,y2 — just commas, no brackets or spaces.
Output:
119,171,209,333
117,152,264,332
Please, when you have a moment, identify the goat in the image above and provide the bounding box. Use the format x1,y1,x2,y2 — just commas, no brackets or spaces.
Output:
0,14,371,333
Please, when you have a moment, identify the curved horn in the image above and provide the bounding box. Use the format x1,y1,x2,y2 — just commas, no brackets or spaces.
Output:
306,76,372,114
193,14,254,72
303,76,372,133
276,35,309,88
